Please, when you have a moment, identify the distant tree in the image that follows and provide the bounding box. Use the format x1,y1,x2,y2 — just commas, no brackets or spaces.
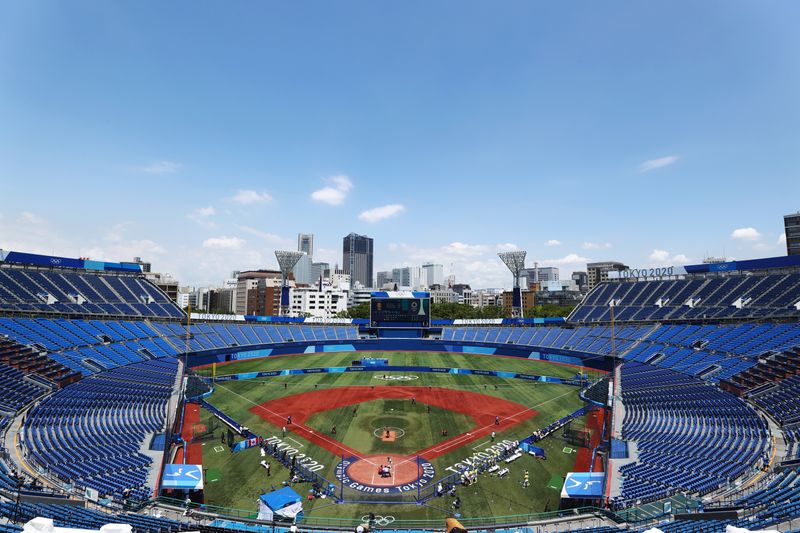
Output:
337,302,370,319
430,303,506,320
476,305,505,319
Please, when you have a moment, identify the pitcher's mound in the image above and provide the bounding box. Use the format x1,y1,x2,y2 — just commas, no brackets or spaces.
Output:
372,427,406,441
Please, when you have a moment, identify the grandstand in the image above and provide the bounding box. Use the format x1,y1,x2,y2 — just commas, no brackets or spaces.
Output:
0,250,800,532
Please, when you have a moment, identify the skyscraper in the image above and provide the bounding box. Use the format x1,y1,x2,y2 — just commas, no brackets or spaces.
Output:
785,212,800,256
297,233,314,258
343,233,374,288
421,263,444,287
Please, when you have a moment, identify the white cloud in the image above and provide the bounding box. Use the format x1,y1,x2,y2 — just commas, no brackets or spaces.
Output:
778,233,787,245
78,221,168,262
135,161,181,174
731,227,762,241
358,204,406,223
231,190,273,205
583,242,612,250
311,187,346,205
649,249,670,262
311,174,353,205
496,243,520,252
202,236,246,250
314,247,340,266
19,211,45,225
639,155,679,173
187,206,217,227
545,239,561,246
648,249,691,266
330,174,353,192
83,240,166,261
238,226,294,248
544,253,590,265
0,211,71,255
443,242,489,257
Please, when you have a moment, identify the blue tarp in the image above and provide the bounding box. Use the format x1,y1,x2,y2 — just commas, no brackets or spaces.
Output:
260,487,301,510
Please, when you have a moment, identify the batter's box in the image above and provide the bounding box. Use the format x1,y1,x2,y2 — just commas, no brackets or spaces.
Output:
213,445,225,453
562,446,575,454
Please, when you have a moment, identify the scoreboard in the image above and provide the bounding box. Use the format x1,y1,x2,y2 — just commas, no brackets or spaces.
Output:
370,291,431,327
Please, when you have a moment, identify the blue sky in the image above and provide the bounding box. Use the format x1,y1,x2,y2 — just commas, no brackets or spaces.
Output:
1,1,798,288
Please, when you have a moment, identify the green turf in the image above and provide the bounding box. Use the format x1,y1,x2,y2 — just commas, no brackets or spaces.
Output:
205,468,221,483
547,475,564,490
196,352,592,523
196,350,596,380
304,398,476,455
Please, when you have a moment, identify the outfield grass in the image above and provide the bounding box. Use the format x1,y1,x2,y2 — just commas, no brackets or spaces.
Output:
197,352,591,523
194,350,596,380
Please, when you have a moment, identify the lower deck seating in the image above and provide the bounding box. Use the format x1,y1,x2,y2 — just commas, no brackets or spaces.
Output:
0,363,49,414
614,362,768,506
22,358,178,502
0,500,184,533
750,374,800,426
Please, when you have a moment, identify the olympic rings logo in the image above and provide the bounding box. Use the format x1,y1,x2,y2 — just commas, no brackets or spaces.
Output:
362,515,395,526
374,375,418,381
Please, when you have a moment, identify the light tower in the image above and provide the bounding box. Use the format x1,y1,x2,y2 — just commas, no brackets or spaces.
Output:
274,250,304,316
498,250,527,318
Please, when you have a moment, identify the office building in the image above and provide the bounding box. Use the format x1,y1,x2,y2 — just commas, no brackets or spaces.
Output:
376,271,393,288
291,287,347,318
131,257,151,273
391,266,423,289
421,263,444,287
292,253,313,285
144,271,178,302
311,262,330,284
297,233,314,257
472,288,503,308
786,212,800,256
571,271,588,293
343,233,374,288
234,270,293,316
521,266,559,289
586,261,629,290
502,290,535,316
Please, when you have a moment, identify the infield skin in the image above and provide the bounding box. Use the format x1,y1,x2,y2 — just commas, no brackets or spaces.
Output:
249,386,538,488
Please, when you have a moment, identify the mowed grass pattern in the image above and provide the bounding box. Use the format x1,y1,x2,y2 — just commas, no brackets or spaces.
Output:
199,352,591,522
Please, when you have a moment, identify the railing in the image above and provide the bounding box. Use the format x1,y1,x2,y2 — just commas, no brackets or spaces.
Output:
154,496,614,530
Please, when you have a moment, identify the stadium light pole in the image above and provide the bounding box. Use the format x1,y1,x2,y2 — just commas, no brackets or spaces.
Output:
275,250,304,317
498,250,527,318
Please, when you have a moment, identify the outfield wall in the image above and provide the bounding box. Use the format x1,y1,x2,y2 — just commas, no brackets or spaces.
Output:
209,364,589,385
185,338,613,372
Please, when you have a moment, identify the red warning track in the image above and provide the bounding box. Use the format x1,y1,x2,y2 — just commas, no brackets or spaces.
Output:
249,386,538,462
175,403,203,465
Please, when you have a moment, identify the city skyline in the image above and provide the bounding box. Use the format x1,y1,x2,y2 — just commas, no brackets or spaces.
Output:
1,2,798,287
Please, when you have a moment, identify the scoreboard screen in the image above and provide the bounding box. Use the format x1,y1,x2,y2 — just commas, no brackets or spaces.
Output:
370,292,430,327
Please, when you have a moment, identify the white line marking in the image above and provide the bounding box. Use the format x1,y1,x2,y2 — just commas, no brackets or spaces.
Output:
285,437,304,448
216,383,366,460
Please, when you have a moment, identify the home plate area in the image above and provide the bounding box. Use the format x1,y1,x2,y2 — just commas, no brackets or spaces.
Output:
337,455,436,494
